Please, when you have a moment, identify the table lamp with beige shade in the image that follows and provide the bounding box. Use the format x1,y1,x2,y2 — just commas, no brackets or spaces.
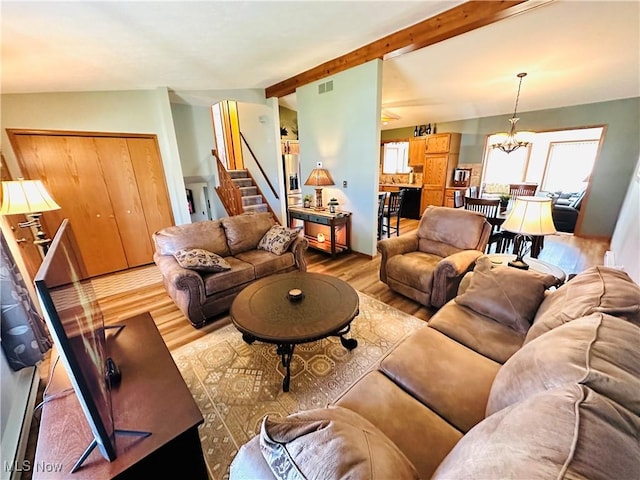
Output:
501,196,556,270
304,164,334,210
0,178,61,254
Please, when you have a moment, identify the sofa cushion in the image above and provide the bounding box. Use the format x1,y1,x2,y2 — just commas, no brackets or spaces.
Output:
487,313,640,416
221,212,276,255
429,301,525,364
153,220,231,257
257,225,299,256
434,384,640,480
380,326,500,433
259,405,419,480
203,256,255,295
336,371,462,480
173,248,231,273
527,265,640,343
386,251,441,291
234,250,296,278
455,256,557,334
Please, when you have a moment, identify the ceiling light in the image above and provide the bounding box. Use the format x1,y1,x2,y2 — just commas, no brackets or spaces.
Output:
381,111,400,125
489,72,535,154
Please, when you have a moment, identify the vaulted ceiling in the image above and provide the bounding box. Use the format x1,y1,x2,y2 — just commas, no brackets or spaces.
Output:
2,1,638,130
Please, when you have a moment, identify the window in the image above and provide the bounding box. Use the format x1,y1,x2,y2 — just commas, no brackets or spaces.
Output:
481,127,604,194
543,141,599,192
382,142,410,174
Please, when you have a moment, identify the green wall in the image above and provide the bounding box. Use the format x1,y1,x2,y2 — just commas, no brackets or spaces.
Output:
382,97,640,237
297,59,382,256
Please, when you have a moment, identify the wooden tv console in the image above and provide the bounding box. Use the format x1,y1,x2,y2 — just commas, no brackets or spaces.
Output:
33,313,207,479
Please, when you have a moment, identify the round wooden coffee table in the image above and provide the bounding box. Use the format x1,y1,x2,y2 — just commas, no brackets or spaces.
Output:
230,272,359,392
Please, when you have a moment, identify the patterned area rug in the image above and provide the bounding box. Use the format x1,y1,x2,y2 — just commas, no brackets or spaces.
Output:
171,291,425,479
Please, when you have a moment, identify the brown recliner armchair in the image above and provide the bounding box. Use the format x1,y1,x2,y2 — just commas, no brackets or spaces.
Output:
378,206,490,308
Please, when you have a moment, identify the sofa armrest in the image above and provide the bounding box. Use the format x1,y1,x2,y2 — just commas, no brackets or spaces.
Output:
154,253,207,305
377,234,419,283
290,236,309,272
431,250,483,308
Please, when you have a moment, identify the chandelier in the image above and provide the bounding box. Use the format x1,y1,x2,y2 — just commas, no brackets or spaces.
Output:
489,72,535,154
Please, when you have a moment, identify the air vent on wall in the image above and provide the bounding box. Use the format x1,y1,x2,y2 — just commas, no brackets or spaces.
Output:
318,80,334,94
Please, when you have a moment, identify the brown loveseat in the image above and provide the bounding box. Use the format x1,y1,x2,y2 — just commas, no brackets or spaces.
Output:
153,212,308,328
230,262,640,479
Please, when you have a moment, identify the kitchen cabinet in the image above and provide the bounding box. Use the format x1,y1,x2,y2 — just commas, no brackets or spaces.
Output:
426,133,460,154
408,138,426,167
421,187,444,211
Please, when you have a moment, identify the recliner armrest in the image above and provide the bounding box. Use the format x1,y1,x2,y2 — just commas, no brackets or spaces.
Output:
431,250,484,308
377,234,419,283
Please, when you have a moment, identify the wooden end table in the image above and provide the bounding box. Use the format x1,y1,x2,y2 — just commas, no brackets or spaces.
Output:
486,253,567,287
230,272,359,392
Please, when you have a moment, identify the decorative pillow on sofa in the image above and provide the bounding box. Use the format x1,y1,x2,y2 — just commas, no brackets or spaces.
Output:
486,312,640,416
433,384,640,480
259,405,419,480
173,248,231,272
257,225,299,256
526,265,640,343
455,256,557,334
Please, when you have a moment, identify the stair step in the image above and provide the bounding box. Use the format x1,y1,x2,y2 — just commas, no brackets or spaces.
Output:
228,169,249,179
239,186,258,197
232,178,253,188
243,203,268,213
242,195,264,207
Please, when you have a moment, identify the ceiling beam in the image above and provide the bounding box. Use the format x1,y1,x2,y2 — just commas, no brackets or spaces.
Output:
265,0,548,98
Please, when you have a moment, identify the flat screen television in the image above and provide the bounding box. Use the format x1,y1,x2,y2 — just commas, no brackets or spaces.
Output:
34,219,148,473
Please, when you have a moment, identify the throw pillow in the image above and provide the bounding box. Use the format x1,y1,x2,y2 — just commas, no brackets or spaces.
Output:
455,256,557,334
257,225,299,256
173,248,231,272
259,406,419,480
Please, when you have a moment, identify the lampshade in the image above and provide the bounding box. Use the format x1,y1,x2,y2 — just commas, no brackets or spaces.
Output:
502,196,556,236
0,179,61,215
304,168,334,187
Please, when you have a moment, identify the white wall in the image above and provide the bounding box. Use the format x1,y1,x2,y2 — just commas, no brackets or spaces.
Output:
297,60,382,256
237,98,284,223
610,155,640,284
1,88,191,225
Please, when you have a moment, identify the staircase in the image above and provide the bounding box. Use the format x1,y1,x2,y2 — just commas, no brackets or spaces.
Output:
227,169,269,213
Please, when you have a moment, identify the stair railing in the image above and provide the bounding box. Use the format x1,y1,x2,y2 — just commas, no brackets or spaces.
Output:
240,132,279,200
215,155,243,216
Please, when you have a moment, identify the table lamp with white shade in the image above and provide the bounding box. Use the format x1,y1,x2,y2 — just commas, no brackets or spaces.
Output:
0,178,61,254
501,196,556,270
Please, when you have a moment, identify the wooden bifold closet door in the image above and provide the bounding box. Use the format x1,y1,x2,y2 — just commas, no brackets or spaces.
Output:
9,131,174,277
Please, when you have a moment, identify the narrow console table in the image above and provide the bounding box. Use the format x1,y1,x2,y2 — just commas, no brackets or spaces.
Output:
288,206,351,257
34,313,207,479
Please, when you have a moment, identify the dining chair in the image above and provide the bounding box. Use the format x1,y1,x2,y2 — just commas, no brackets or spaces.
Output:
382,190,405,238
377,192,387,240
467,185,480,198
453,190,464,208
464,196,503,253
509,183,538,198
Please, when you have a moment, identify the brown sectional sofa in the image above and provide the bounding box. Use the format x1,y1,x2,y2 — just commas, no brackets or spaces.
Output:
153,212,308,328
230,262,640,479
